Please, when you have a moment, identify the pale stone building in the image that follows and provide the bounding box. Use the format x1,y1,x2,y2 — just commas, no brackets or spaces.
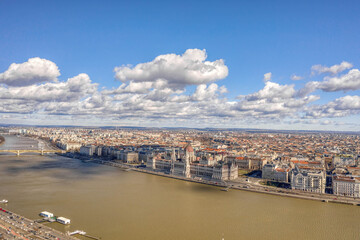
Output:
117,151,139,163
57,141,82,151
262,162,291,183
228,156,267,170
333,176,360,198
79,145,96,156
291,166,325,193
147,144,238,181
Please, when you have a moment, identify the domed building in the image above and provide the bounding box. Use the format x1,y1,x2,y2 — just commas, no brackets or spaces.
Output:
146,143,238,181
184,143,195,163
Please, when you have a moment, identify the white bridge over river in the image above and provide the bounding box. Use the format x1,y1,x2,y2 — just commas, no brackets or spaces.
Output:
0,149,65,156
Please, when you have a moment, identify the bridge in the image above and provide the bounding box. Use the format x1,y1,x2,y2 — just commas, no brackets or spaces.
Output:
0,149,65,156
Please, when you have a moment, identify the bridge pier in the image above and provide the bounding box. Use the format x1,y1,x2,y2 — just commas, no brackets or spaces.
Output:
41,150,44,156
17,150,20,156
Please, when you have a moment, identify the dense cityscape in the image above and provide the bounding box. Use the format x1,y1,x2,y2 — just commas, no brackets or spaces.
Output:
2,0,360,239
3,127,360,198
1,127,360,239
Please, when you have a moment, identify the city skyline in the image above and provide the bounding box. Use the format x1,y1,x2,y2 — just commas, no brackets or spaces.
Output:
1,0,360,130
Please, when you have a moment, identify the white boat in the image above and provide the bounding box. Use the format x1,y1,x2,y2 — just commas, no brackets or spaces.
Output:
40,211,54,218
0,199,8,203
57,216,71,224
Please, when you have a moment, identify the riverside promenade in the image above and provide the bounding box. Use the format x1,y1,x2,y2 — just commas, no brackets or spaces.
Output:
0,207,76,240
87,158,360,206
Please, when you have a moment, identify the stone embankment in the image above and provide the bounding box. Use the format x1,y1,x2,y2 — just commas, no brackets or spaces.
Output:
86,158,360,206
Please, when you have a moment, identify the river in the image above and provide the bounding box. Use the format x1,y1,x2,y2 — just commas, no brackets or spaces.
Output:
0,135,359,240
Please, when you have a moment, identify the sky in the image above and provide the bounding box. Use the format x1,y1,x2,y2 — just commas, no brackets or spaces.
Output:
0,0,360,130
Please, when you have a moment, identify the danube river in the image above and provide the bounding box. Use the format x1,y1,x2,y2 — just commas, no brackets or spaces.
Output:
0,135,360,240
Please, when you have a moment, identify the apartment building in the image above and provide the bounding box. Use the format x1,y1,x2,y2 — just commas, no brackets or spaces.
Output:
262,162,291,183
333,176,360,198
291,166,325,193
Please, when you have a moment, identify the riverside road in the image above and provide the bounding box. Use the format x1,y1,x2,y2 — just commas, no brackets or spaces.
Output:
0,207,75,240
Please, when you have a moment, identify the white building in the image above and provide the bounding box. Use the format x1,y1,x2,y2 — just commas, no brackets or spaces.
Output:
117,151,139,163
79,145,96,156
95,146,102,156
147,144,238,181
333,176,360,198
57,142,82,151
291,166,325,193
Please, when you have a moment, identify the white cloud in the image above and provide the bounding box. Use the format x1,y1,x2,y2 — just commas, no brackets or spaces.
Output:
263,72,272,82
311,61,353,75
291,74,303,81
296,67,360,94
103,81,153,95
234,81,319,119
245,81,296,101
317,69,360,92
1,55,360,129
296,81,320,97
306,95,360,118
113,49,228,90
192,83,226,101
0,57,60,86
0,73,97,103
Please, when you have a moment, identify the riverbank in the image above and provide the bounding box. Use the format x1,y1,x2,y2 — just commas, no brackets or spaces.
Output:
0,206,76,239
84,157,360,206
135,167,360,206
3,135,360,240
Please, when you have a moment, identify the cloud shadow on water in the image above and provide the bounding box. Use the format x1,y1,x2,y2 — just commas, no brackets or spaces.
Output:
1,155,108,180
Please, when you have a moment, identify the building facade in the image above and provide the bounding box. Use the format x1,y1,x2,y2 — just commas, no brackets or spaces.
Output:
117,151,139,163
79,145,96,156
146,144,238,181
291,166,325,193
262,162,290,183
333,176,360,198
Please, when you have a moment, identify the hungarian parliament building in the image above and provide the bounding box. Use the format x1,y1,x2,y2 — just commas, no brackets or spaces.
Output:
146,144,238,181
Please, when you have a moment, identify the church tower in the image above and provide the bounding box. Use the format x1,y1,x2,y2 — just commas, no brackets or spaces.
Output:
184,143,194,178
146,154,156,170
185,143,195,162
171,148,176,174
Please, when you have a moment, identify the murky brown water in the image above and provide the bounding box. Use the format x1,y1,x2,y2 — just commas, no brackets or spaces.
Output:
0,135,360,240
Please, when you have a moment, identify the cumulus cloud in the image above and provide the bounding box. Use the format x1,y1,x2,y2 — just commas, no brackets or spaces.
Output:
295,81,320,97
103,81,153,95
306,95,360,118
245,81,296,101
192,83,227,101
0,73,97,103
1,55,360,128
0,57,60,86
263,72,272,82
113,49,228,90
234,81,319,118
291,74,303,81
311,61,353,75
296,67,360,94
317,69,360,92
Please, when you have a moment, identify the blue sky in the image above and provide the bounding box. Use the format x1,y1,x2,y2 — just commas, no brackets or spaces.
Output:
0,0,360,130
